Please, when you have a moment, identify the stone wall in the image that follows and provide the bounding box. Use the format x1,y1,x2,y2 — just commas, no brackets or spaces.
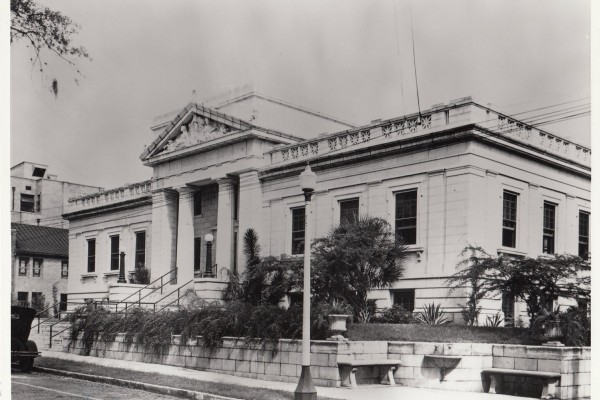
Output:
492,345,591,399
64,337,590,399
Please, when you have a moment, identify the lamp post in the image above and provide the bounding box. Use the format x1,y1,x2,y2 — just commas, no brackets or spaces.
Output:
117,251,127,283
295,164,317,400
204,233,214,277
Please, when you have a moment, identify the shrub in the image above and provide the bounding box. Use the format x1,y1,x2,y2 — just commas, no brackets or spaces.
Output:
416,303,450,325
530,306,590,347
135,267,150,284
31,293,48,317
484,313,504,327
371,305,416,324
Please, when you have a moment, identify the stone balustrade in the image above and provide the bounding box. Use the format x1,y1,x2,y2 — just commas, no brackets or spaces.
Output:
267,101,590,169
67,180,154,213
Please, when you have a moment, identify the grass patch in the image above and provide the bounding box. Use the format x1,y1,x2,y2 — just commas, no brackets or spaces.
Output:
347,323,535,344
36,357,334,400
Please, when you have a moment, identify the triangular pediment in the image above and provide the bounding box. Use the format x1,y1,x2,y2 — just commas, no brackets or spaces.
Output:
141,103,254,161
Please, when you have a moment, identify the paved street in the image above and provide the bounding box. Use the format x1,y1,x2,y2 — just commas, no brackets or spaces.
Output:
11,370,180,400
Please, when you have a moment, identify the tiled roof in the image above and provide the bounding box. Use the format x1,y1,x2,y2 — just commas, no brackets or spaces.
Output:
12,223,68,258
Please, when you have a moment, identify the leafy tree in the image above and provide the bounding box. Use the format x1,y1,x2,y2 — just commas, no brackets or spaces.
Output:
447,245,591,325
11,0,90,95
446,245,497,325
311,216,408,322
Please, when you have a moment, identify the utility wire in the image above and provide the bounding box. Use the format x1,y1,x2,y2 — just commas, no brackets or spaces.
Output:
409,0,422,119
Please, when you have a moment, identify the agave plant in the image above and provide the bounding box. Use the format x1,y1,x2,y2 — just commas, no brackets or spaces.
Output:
485,313,504,327
416,303,450,325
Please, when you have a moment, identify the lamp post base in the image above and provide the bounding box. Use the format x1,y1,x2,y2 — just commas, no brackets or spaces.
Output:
294,366,317,400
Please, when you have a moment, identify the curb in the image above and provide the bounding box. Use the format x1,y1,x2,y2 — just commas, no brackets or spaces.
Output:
34,366,241,400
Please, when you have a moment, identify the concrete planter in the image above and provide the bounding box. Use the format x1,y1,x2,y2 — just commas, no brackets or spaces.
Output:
327,314,349,340
171,334,182,345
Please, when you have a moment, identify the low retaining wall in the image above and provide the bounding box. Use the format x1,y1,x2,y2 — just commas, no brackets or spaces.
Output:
64,336,590,399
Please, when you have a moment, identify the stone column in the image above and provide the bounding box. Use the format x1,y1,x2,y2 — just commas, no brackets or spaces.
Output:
215,178,234,277
175,186,195,285
150,189,179,282
237,170,263,274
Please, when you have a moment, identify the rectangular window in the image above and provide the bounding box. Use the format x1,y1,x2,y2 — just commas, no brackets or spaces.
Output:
60,294,68,311
194,191,202,216
502,191,518,248
395,190,417,245
501,292,515,327
135,231,146,269
194,237,201,273
87,239,96,273
291,207,306,255
233,184,239,221
392,289,415,311
32,292,42,304
17,292,29,307
61,260,69,278
32,259,42,277
578,211,590,260
18,258,28,276
340,198,359,224
20,193,35,213
110,235,120,270
543,202,556,254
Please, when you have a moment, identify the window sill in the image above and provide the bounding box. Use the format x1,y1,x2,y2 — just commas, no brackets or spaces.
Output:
80,273,98,284
104,271,120,283
405,246,424,262
538,253,555,260
497,248,527,258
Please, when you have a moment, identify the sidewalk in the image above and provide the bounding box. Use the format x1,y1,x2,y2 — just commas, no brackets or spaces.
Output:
39,350,530,400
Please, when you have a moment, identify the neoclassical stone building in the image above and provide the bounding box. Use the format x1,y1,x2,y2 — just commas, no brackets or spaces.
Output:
64,92,591,324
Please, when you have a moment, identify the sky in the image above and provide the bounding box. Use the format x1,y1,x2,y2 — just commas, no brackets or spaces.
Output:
9,0,592,189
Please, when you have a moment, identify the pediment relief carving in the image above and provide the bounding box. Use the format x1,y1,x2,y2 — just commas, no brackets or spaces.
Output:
159,114,239,154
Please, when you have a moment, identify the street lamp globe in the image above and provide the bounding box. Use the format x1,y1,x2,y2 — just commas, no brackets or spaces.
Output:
299,164,316,193
204,233,214,243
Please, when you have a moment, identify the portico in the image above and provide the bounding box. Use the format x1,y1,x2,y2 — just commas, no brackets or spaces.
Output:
140,103,300,300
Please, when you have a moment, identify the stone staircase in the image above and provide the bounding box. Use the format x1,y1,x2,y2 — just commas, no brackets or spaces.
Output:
29,320,72,351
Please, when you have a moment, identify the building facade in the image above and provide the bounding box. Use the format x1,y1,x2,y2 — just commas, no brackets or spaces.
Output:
11,223,70,313
11,162,103,312
11,161,103,229
64,94,591,324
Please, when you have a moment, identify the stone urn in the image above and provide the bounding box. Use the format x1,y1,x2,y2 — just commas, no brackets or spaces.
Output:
327,314,349,341
541,319,564,347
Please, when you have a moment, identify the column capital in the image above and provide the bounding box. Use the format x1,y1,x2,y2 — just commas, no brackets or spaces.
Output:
172,185,196,194
215,177,235,186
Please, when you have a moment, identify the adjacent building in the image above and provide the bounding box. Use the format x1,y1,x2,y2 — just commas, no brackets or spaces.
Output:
11,161,103,229
11,223,70,313
63,92,591,324
11,162,103,311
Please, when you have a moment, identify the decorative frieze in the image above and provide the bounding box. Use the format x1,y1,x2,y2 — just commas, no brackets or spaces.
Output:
159,114,238,155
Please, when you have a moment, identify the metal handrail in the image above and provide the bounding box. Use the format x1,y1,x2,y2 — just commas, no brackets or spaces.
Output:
155,279,194,312
113,267,177,312
132,274,180,309
33,297,108,333
44,298,108,348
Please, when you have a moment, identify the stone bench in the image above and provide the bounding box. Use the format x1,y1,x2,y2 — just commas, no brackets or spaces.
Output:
338,359,401,388
482,368,561,399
